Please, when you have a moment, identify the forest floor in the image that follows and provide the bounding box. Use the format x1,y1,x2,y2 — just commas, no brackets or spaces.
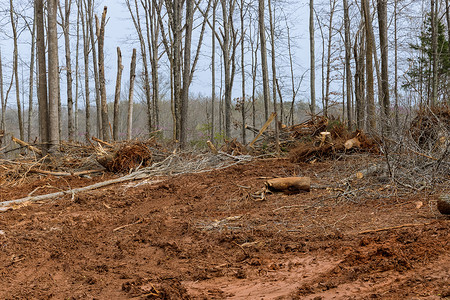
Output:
0,154,449,299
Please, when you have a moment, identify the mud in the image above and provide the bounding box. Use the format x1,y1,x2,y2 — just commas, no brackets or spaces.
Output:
0,156,448,299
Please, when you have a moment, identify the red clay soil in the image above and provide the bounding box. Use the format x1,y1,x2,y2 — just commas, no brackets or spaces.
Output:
0,156,449,299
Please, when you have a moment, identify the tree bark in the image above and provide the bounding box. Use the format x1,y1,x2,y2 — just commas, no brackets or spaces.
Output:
0,49,4,132
36,0,49,148
362,0,375,132
259,0,270,121
27,8,37,142
10,0,24,141
86,0,101,138
113,47,123,141
240,0,246,144
324,0,336,118
96,6,110,141
61,0,75,141
344,0,353,128
127,48,137,140
309,0,316,115
431,0,438,106
48,0,60,152
377,0,389,133
80,0,91,142
268,0,279,153
211,0,217,142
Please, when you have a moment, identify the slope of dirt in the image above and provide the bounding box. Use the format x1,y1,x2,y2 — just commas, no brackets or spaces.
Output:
0,156,449,299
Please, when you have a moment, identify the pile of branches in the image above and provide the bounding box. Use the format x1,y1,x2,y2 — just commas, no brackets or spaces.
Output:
0,136,171,185
383,106,450,191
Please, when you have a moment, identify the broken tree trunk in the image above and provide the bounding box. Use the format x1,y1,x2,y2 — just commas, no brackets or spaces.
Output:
12,135,43,155
266,177,311,193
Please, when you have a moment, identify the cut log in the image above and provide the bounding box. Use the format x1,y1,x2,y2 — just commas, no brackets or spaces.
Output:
344,137,361,150
266,177,311,193
437,193,450,215
206,140,218,154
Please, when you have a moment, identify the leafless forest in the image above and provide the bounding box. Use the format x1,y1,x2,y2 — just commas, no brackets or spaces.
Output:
0,1,449,299
0,0,447,150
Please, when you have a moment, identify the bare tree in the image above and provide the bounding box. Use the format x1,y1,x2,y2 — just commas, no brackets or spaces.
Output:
343,0,353,128
23,8,37,142
259,0,270,121
362,0,375,132
126,0,153,134
59,0,75,141
217,0,238,139
113,47,123,141
127,49,137,140
377,0,389,133
239,0,246,144
431,0,438,106
36,0,49,148
79,0,91,142
96,6,110,141
10,0,24,141
324,0,336,118
86,0,101,137
48,0,60,152
211,0,218,141
268,0,279,152
0,49,5,132
309,0,316,115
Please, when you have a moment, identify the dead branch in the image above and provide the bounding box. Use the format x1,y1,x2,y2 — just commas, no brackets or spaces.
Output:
11,136,43,155
358,222,434,234
29,168,104,176
249,112,276,148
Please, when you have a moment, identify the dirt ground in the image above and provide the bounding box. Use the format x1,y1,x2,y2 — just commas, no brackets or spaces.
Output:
0,155,449,299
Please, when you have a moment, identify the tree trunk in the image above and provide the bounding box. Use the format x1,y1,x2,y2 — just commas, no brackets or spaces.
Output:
259,0,270,121
61,0,75,141
48,0,60,152
127,0,153,135
127,48,137,140
10,0,24,141
87,0,102,138
324,0,336,118
80,0,91,142
36,0,49,148
362,0,375,132
96,7,110,141
431,0,438,106
240,0,246,144
309,0,316,115
113,47,123,141
394,0,399,128
377,0,389,133
344,0,353,128
0,50,4,132
211,0,217,142
27,8,37,142
180,0,194,147
268,0,279,153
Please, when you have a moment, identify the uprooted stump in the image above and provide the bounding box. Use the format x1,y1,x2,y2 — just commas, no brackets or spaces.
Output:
410,106,450,150
97,142,152,173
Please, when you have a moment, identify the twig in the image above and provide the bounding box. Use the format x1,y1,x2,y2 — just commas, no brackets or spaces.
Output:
113,218,143,232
